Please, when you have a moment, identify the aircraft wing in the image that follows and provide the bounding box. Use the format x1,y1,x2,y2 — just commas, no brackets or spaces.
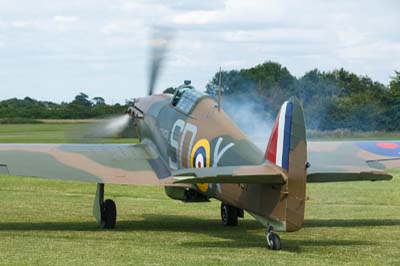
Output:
2,141,397,185
307,141,400,183
0,144,172,185
0,144,285,186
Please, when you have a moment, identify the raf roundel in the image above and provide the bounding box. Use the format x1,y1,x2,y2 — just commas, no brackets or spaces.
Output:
357,141,400,157
190,139,211,168
190,139,211,192
376,142,399,149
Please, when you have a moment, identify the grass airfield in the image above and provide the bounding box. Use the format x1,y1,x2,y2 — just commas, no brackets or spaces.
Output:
0,124,399,266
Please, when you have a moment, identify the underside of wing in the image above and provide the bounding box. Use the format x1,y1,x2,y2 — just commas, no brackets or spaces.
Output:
307,172,392,183
307,141,400,183
0,144,171,185
172,164,286,185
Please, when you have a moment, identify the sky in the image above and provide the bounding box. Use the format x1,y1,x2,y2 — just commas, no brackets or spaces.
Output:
0,0,399,103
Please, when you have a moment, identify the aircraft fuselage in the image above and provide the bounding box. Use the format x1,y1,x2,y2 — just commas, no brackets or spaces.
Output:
134,92,291,232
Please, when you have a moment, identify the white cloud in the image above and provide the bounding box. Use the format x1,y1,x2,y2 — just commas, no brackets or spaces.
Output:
0,0,399,102
50,16,79,32
121,1,168,13
222,28,330,44
52,16,78,23
169,54,197,67
143,0,226,11
173,10,221,25
11,20,35,29
121,0,225,14
101,19,144,35
6,16,79,33
173,0,284,25
221,60,244,68
337,41,400,62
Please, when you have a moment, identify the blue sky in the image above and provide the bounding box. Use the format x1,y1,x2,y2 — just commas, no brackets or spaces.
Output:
0,0,399,103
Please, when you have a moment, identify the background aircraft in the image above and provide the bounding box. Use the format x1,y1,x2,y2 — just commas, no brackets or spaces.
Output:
0,29,399,250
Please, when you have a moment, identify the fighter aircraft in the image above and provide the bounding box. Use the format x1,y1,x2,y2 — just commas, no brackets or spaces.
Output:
0,30,399,250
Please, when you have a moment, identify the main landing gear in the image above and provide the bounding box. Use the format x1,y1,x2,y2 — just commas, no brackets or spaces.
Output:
266,226,281,250
220,202,244,226
93,183,117,229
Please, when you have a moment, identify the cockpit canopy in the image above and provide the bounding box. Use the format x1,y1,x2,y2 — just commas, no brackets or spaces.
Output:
171,82,208,114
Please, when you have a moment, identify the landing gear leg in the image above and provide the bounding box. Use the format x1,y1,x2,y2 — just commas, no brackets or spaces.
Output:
93,183,117,229
266,225,281,250
220,202,240,226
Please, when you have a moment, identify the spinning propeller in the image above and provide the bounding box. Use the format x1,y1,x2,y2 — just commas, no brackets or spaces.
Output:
69,27,173,142
147,27,174,96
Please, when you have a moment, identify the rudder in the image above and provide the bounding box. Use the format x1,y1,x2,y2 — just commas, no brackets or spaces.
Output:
265,97,307,232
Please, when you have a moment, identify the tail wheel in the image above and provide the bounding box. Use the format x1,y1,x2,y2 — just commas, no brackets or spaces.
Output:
220,203,238,226
266,227,281,250
101,199,117,229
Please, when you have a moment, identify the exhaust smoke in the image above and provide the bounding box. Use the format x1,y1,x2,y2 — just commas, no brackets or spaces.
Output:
221,96,274,151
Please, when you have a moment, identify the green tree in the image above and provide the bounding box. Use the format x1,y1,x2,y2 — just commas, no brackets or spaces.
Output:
379,71,400,131
389,71,400,96
73,93,92,107
92,97,105,105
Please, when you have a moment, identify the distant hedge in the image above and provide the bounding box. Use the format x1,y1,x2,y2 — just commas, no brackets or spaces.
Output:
0,93,129,120
0,117,43,124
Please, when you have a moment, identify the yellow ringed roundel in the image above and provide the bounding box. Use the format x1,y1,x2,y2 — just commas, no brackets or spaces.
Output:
190,138,210,192
190,138,210,168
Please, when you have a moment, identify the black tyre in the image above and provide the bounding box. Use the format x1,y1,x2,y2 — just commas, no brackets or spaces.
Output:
101,199,117,229
266,232,281,250
220,203,238,226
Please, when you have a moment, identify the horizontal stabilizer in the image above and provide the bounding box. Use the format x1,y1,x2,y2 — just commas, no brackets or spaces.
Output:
173,165,285,185
307,171,392,183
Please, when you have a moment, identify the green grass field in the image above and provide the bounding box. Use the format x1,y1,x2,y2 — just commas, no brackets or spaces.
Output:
0,124,399,265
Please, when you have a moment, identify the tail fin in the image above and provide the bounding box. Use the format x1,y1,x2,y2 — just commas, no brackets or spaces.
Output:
266,97,307,231
265,100,294,170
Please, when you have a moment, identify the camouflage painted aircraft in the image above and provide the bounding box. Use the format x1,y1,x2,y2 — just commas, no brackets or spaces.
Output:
1,83,399,249
1,30,399,250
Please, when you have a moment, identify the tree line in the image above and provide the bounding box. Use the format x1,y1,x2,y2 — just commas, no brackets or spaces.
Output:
1,62,399,131
0,93,128,120
205,62,400,131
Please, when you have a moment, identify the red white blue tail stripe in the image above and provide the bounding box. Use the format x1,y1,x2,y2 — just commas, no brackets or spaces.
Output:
265,101,293,170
